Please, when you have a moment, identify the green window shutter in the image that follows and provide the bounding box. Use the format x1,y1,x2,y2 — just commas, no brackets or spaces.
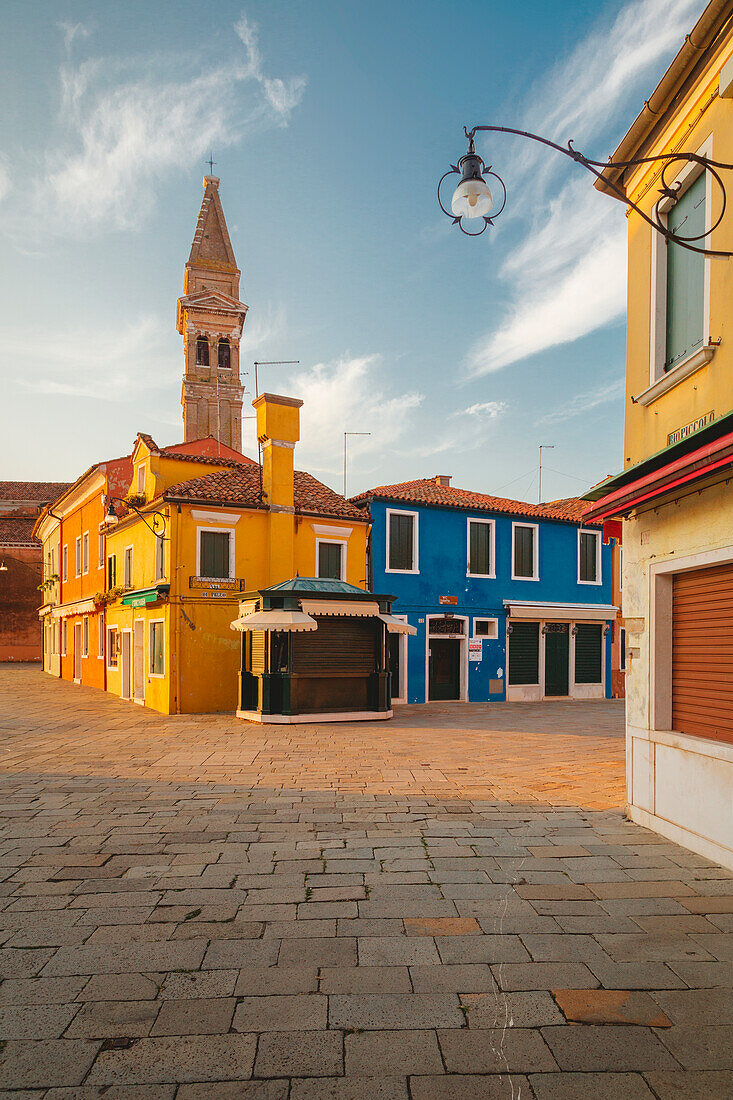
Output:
508,622,539,684
469,522,491,575
514,526,534,577
318,542,342,579
389,513,414,571
580,532,597,582
575,624,602,683
200,531,230,578
665,173,705,371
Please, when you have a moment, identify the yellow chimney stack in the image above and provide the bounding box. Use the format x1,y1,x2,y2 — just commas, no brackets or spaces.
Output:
253,392,303,582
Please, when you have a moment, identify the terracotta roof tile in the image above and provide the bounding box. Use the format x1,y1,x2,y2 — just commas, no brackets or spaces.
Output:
0,482,72,503
165,465,368,521
351,478,599,525
0,517,40,547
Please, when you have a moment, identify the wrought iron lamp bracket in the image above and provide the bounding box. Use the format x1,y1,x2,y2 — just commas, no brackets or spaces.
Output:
105,497,170,541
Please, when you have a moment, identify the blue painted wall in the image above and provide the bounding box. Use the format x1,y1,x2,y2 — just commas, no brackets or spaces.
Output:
369,500,615,704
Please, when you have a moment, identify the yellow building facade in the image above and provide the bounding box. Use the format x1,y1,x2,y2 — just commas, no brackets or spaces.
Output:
586,0,733,869
103,395,370,714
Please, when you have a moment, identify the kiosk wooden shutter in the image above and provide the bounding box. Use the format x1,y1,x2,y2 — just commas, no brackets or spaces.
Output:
672,562,733,744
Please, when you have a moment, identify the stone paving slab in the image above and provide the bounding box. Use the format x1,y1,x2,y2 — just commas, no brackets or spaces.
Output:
0,667,731,1093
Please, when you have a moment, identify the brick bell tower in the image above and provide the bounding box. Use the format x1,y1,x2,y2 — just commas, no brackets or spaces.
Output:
177,175,248,451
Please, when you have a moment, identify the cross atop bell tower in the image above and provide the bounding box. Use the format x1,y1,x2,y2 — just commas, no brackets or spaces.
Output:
177,174,248,452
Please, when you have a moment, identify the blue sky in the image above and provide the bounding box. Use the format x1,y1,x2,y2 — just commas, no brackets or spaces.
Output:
0,0,703,500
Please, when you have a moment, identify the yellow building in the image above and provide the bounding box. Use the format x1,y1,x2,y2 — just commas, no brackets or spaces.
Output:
585,0,733,869
103,394,370,713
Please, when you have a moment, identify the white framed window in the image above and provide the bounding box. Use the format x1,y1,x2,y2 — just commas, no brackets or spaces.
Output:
82,532,89,575
136,465,145,495
82,616,89,658
467,518,495,578
62,618,67,656
62,545,68,582
149,619,165,677
620,626,626,672
98,616,104,659
155,535,166,581
98,532,105,569
512,522,539,581
386,509,419,574
106,627,118,670
196,527,234,579
473,618,498,639
75,537,81,577
316,539,346,580
123,546,133,588
578,528,601,585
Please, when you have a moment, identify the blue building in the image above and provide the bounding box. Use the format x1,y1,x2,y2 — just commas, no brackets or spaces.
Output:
352,476,618,705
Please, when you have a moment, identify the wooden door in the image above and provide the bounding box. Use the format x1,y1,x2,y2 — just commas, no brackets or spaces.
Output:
73,623,82,682
121,632,131,700
672,562,733,743
133,619,145,703
429,638,460,701
544,624,569,696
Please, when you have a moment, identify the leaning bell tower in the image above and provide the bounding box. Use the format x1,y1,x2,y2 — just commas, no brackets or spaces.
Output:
177,175,248,451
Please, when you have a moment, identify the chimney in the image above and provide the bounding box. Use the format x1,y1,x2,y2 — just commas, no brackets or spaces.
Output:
435,475,451,487
253,392,303,582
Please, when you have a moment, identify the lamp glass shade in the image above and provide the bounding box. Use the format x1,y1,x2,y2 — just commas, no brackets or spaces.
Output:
451,177,493,219
105,506,119,527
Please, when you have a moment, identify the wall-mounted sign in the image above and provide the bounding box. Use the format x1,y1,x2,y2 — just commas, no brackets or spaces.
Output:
469,640,482,662
189,577,246,592
439,595,457,605
200,591,230,599
667,410,715,447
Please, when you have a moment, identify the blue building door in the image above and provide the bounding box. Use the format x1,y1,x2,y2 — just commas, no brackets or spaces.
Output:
429,639,460,700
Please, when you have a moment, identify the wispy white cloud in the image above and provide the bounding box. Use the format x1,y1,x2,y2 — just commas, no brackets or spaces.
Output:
59,21,89,55
539,376,625,425
467,0,701,377
3,10,305,241
451,400,506,420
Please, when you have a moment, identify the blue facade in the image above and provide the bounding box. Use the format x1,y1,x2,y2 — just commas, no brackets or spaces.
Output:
367,497,616,704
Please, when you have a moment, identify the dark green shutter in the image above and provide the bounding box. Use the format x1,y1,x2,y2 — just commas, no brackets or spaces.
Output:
200,531,230,578
318,542,342,579
575,624,602,683
514,526,535,577
580,532,597,582
389,513,414,571
665,173,705,371
469,521,491,575
508,622,540,684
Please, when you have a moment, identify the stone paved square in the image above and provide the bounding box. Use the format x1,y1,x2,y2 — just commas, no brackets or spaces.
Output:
1,666,732,1095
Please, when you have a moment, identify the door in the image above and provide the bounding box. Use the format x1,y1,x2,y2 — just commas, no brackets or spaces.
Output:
133,619,145,704
544,624,569,696
389,632,404,704
672,562,733,743
429,638,460,701
73,623,82,682
121,631,131,700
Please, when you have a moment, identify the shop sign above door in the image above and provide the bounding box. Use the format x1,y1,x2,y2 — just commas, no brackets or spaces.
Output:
667,410,715,447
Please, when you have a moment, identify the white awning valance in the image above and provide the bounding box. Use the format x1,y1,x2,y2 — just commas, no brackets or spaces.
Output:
230,610,317,633
51,598,98,619
379,614,417,635
504,601,618,622
300,599,380,618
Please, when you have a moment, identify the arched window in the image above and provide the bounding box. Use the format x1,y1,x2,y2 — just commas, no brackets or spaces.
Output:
195,337,209,366
218,338,231,369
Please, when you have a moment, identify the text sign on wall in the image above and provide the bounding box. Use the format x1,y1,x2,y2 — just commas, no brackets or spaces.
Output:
469,640,482,662
667,410,715,447
189,577,245,592
439,595,457,605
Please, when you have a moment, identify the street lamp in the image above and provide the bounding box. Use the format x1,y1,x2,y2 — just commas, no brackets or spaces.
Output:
438,125,733,256
104,498,169,540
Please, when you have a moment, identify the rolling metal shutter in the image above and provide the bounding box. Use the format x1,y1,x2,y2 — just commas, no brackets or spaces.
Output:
508,621,539,685
574,623,603,684
672,562,733,744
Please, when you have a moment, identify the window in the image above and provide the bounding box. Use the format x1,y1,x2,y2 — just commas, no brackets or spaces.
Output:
82,616,89,658
62,618,67,656
62,545,68,582
136,465,145,495
575,623,603,684
98,532,105,569
218,338,231,369
155,535,165,581
513,523,538,580
199,530,231,578
82,532,89,574
578,529,600,585
619,548,623,592
508,621,539,684
106,628,118,669
75,537,81,577
317,540,344,580
467,519,494,577
98,616,104,659
473,618,498,639
195,336,209,366
107,554,117,590
124,547,133,588
620,626,626,672
665,172,705,372
149,620,165,677
387,510,418,573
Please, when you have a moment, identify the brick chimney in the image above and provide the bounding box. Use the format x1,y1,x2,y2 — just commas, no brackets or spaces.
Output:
253,393,303,582
435,475,451,487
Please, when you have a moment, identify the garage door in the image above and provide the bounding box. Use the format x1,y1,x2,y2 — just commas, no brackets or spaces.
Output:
672,562,733,744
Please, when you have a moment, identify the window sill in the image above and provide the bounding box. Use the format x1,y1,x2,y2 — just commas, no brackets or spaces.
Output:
636,344,716,407
578,579,602,586
466,572,496,580
386,568,419,575
511,575,539,582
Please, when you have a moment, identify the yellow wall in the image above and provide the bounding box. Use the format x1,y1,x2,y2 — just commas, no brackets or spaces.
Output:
623,36,733,466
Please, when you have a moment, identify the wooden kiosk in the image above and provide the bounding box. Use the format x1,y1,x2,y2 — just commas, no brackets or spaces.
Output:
231,577,415,722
